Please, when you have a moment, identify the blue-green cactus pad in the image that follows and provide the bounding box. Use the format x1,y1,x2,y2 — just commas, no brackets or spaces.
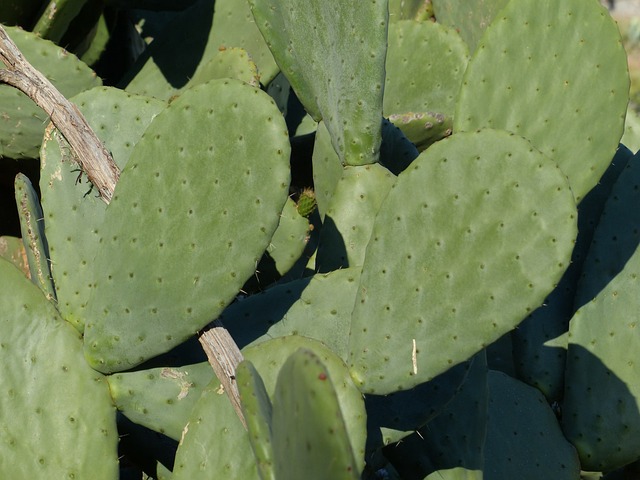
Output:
40,87,166,331
349,129,577,394
249,0,387,166
83,79,291,372
0,259,118,478
455,0,629,202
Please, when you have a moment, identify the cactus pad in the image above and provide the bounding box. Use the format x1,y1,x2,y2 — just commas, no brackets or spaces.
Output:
349,129,577,394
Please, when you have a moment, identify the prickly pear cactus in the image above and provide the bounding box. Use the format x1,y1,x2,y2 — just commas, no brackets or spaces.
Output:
83,79,291,372
349,129,577,394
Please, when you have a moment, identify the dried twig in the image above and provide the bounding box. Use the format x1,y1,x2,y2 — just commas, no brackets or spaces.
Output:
0,24,246,426
0,24,119,203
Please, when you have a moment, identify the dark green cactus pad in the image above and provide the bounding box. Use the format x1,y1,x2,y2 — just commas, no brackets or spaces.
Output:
107,363,214,441
384,20,468,120
349,129,577,394
32,0,89,43
455,0,629,202
574,152,640,308
84,79,291,373
384,353,487,480
484,371,580,479
432,0,509,52
223,268,361,359
0,236,29,276
316,164,395,272
183,47,260,90
312,121,344,218
563,244,640,471
14,173,56,303
249,0,387,166
0,259,118,478
236,360,275,480
40,86,165,331
0,26,102,159
272,349,359,479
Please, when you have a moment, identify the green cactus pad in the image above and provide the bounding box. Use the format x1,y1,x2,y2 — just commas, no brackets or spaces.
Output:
384,20,468,119
39,86,165,331
272,348,359,479
563,243,640,471
432,0,509,52
0,26,102,159
236,360,275,480
249,0,387,166
223,268,361,360
184,47,260,90
107,363,214,441
455,0,629,202
389,0,434,22
0,259,118,478
379,118,419,174
485,371,580,479
83,79,290,373
349,129,577,394
14,173,56,302
316,163,395,272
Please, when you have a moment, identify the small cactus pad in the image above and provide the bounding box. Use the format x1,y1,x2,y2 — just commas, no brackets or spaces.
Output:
39,87,165,331
249,0,387,165
14,173,56,302
349,129,577,394
0,26,102,159
83,79,291,372
484,371,580,479
107,363,214,441
184,47,260,90
563,241,640,471
384,20,468,119
312,121,344,218
236,360,275,480
0,259,118,478
272,349,359,479
455,0,629,202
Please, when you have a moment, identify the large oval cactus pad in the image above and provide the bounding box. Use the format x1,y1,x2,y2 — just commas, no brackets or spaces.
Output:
349,129,577,394
0,259,118,479
455,0,628,202
84,79,291,372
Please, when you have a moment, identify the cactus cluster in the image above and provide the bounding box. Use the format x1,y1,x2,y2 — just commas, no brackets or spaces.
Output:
1,0,639,478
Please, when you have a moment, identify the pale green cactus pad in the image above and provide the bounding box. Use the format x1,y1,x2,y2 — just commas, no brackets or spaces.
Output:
0,259,118,479
83,79,291,373
455,0,629,202
349,129,577,394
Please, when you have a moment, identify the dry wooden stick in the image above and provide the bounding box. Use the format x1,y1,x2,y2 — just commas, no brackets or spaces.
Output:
0,24,246,427
0,24,119,203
